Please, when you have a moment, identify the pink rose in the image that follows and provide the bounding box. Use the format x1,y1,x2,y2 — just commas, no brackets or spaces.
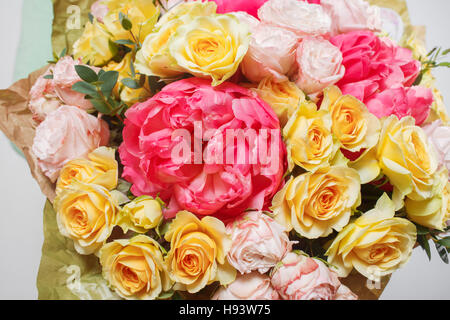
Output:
229,11,260,33
213,272,280,300
213,0,269,17
258,0,331,38
241,24,298,83
422,120,450,175
331,31,420,102
321,0,382,36
365,86,433,126
32,106,110,182
90,0,109,23
294,37,345,97
119,78,286,222
29,67,61,122
52,56,96,111
271,252,352,300
227,211,294,274
334,284,358,300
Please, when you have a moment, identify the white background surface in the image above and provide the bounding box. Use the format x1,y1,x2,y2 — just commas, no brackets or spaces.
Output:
0,0,449,300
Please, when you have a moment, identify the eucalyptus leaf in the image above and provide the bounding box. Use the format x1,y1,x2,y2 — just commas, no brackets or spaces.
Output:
115,39,135,46
99,71,119,96
71,81,97,96
417,235,431,260
75,65,98,83
90,99,111,115
122,78,141,89
438,237,450,248
43,74,53,80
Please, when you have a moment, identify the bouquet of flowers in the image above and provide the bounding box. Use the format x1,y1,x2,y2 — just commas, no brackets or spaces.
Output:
0,0,449,300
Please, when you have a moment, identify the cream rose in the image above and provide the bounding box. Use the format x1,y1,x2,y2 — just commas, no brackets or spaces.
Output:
377,116,439,208
99,235,172,300
250,78,305,127
54,180,119,255
326,193,417,279
226,211,294,275
271,166,361,239
294,37,345,97
321,0,382,36
406,168,450,231
213,272,280,300
32,106,110,182
283,101,338,172
164,211,236,293
258,0,331,38
241,24,298,83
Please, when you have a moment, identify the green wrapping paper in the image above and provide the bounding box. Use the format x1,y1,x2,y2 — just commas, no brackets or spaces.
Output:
0,0,419,300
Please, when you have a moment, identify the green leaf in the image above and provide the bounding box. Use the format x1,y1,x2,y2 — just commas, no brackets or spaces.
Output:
71,81,97,96
130,60,136,78
119,12,132,31
75,65,99,83
115,39,135,46
122,78,141,89
442,48,450,56
59,47,67,58
415,224,430,236
417,235,431,260
438,237,450,248
157,290,175,300
43,74,54,80
437,62,450,68
99,71,119,96
90,99,111,115
427,47,437,57
88,12,94,24
435,242,449,264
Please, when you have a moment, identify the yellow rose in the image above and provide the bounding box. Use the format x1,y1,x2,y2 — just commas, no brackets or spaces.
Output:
406,168,450,231
135,19,185,78
283,101,338,172
54,181,120,255
321,86,380,153
420,72,450,125
326,193,417,279
99,235,172,300
169,14,250,85
135,1,218,78
377,115,439,209
164,211,236,293
73,21,114,66
102,0,160,43
117,196,163,233
271,166,361,239
56,147,118,194
250,78,305,127
104,52,151,104
155,1,217,28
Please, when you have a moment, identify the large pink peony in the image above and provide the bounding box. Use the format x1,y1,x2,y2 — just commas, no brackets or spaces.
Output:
331,31,420,102
270,252,357,300
119,78,286,221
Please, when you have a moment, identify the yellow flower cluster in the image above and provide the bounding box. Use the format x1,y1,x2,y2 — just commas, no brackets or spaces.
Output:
135,1,250,85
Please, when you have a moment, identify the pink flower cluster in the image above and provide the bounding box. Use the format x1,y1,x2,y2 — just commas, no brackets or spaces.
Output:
331,30,432,125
